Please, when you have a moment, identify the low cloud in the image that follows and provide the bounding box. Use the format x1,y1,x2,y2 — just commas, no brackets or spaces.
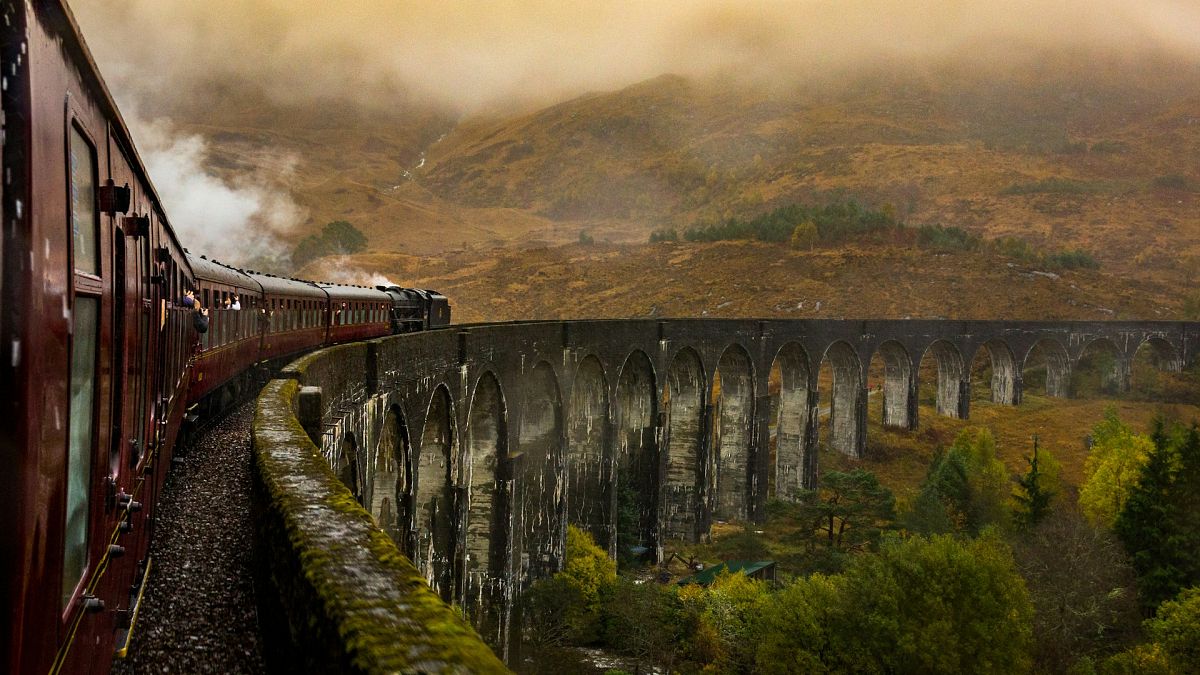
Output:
72,0,1200,116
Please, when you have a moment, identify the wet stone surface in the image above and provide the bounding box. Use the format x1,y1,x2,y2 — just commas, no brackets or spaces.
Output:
114,403,266,675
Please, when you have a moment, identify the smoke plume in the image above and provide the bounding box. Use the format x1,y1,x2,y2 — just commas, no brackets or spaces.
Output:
126,110,306,269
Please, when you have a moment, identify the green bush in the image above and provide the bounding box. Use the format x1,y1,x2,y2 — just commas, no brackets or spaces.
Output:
649,228,678,243
1045,249,1100,270
683,200,899,244
756,534,1034,674
1151,174,1199,192
917,224,980,252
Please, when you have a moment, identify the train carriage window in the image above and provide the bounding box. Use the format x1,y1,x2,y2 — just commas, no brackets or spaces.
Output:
69,127,99,275
64,296,98,606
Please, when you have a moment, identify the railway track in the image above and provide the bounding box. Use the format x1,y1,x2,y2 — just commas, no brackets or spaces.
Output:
112,402,266,675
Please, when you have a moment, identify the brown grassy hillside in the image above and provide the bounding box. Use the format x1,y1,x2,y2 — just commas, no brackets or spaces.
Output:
419,68,1200,281
158,62,1200,286
302,240,1183,324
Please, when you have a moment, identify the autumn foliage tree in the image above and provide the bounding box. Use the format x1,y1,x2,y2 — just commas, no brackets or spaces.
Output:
1079,408,1153,528
907,428,1010,535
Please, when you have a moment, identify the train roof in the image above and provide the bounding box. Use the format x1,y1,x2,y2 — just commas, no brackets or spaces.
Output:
315,282,392,303
245,272,328,300
378,286,446,300
185,253,263,295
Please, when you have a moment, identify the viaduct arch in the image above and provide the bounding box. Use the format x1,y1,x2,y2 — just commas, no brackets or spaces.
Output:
300,318,1196,648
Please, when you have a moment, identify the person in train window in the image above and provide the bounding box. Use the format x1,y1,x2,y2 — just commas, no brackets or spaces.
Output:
223,296,231,310
182,288,196,308
193,305,209,333
231,293,241,310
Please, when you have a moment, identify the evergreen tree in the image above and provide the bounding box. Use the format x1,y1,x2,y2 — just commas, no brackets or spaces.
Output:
907,428,1010,535
291,220,368,266
1013,435,1055,528
793,469,896,552
1114,420,1200,610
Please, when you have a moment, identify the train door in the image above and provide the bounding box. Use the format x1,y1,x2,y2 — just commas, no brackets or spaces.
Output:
111,228,128,480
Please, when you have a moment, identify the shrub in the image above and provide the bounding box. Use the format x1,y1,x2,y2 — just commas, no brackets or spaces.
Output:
1045,249,1100,270
757,534,1034,674
917,224,980,252
789,221,818,250
1151,174,1198,192
648,228,678,243
683,199,899,244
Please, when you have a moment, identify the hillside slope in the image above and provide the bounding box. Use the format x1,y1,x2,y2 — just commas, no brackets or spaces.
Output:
303,240,1182,324
147,61,1200,284
418,67,1200,281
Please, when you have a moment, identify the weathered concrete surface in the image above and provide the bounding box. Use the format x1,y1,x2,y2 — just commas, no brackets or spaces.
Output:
266,317,1199,662
250,378,508,673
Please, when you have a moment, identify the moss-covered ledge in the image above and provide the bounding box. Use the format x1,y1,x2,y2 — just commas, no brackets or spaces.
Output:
251,377,508,673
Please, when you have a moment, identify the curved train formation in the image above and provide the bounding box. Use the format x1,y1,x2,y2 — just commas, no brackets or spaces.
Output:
1,2,448,672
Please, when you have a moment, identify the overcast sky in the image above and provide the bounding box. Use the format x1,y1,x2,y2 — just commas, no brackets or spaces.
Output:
72,0,1200,115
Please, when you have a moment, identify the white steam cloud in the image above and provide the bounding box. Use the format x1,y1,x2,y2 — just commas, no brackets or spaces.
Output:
71,0,1200,115
124,112,306,268
306,256,396,287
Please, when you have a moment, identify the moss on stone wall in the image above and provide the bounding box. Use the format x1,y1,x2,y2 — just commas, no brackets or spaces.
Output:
252,377,508,673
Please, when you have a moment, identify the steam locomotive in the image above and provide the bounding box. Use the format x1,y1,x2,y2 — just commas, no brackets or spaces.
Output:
0,2,449,673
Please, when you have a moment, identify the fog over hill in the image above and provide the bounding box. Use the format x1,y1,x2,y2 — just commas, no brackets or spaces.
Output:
70,1,1200,299
70,1,1200,114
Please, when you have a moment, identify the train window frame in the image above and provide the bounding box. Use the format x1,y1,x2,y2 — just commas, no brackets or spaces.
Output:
67,120,100,278
62,106,105,616
62,294,101,613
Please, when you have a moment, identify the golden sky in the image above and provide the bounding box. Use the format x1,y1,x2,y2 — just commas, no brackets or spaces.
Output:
72,0,1200,114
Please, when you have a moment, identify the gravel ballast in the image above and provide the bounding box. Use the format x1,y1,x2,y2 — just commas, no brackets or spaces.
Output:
114,402,266,674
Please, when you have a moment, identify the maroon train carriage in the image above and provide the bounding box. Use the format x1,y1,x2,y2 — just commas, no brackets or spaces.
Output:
249,272,331,364
186,253,265,406
318,282,394,343
1,2,198,672
1,3,454,673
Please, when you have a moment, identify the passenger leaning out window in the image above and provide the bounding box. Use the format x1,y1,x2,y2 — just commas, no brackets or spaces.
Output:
193,306,209,333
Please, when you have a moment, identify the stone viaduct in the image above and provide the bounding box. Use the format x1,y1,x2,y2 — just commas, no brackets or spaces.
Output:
258,318,1197,662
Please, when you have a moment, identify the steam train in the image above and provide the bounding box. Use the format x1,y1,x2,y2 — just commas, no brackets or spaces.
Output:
0,2,449,673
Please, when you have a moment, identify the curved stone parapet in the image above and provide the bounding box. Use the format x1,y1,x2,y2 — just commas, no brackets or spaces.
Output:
251,375,509,673
253,318,1199,665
